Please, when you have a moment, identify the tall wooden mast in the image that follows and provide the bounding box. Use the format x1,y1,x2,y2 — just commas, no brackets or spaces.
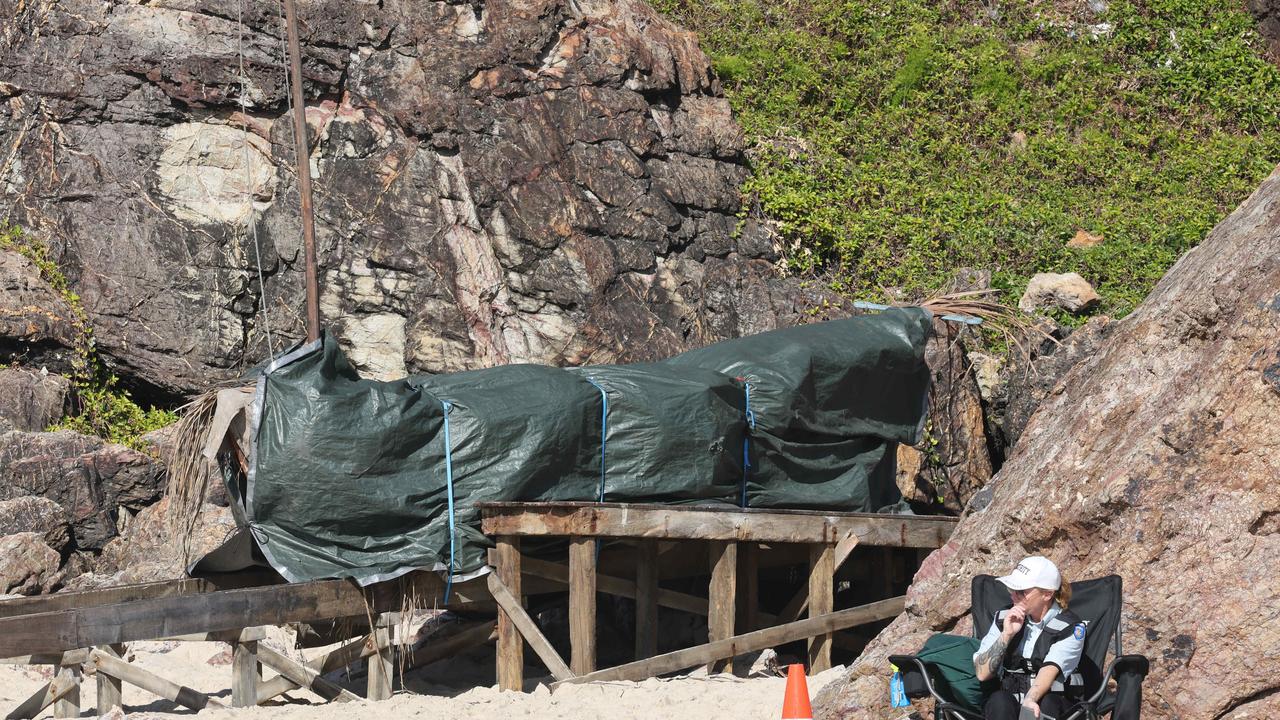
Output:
282,0,321,343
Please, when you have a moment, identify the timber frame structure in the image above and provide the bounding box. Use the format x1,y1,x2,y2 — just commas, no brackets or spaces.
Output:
0,503,956,716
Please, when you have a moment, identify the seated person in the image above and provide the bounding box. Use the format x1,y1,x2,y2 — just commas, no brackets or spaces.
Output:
973,556,1086,720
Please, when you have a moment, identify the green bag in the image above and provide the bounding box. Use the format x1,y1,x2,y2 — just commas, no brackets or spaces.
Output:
914,634,998,712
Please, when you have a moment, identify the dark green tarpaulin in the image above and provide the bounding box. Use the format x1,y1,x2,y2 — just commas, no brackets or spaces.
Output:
216,307,932,585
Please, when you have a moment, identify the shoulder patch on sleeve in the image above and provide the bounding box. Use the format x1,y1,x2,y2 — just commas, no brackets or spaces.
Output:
1073,623,1086,641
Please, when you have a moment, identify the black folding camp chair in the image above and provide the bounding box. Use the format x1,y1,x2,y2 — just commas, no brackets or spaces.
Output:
889,574,1150,720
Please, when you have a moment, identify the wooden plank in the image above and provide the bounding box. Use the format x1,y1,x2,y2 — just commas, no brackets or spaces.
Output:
779,532,859,623
1,649,90,666
52,661,80,719
95,644,125,715
256,644,359,703
89,648,224,711
516,556,708,616
738,542,759,635
634,539,658,660
366,618,393,701
553,596,906,686
569,537,596,675
233,638,260,707
808,544,835,672
311,633,374,676
495,536,523,692
706,541,737,675
486,573,574,682
0,572,486,657
5,676,77,720
479,502,955,547
255,674,298,706
408,621,497,670
0,571,281,619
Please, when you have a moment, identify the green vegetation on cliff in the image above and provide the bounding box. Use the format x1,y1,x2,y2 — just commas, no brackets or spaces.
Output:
1,223,176,449
654,0,1280,316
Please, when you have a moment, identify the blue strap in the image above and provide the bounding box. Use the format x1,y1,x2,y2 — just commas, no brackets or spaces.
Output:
585,378,608,503
442,400,457,605
742,382,756,508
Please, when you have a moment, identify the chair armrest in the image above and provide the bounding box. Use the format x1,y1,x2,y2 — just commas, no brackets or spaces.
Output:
889,654,941,701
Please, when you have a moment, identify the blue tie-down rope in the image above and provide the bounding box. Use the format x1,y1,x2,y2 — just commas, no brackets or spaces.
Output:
741,381,756,508
442,400,457,606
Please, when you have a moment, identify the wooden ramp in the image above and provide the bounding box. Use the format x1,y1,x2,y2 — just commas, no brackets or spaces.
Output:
0,503,956,716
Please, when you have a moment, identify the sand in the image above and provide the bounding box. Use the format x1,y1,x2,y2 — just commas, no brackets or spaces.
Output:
0,633,846,719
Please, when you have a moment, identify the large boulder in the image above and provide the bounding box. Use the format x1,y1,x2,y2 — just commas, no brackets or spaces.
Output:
0,0,843,402
0,431,166,549
816,166,1280,719
0,251,79,373
0,367,72,432
0,496,70,551
0,532,64,595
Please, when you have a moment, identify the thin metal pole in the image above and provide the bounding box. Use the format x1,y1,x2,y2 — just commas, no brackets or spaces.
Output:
283,0,321,342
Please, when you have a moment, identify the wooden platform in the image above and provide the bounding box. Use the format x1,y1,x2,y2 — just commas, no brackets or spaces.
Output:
0,502,957,716
479,502,956,690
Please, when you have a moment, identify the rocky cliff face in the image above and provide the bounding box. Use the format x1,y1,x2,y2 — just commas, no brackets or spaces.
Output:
816,165,1280,719
0,0,838,402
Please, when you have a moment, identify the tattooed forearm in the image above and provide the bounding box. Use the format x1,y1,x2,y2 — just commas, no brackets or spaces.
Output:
975,638,1007,678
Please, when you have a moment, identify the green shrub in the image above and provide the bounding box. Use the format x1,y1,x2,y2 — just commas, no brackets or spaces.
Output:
655,0,1280,318
0,223,176,450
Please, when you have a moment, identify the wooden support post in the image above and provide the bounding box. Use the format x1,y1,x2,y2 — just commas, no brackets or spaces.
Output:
495,536,524,692
707,540,737,675
486,573,574,682
634,539,659,660
233,636,260,707
256,644,359,702
408,621,497,670
808,543,835,673
367,615,393,701
6,675,77,720
52,660,80,719
738,542,759,635
568,536,596,675
780,532,859,623
553,596,905,687
96,644,125,715
89,648,224,711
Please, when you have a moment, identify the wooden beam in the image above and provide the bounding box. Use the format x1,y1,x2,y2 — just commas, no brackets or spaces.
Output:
0,572,485,657
779,532,860,623
367,618,393,701
706,541,737,675
89,648,224,711
95,645,125,715
516,556,708,616
0,571,281,619
808,544,835,672
495,536,523,692
569,537,597,675
486,573,574,682
479,502,955,547
408,621,497,670
232,638,260,707
256,644,359,702
1,649,90,666
5,675,77,720
52,661,80,719
634,540,658,660
738,542,759,635
553,596,906,686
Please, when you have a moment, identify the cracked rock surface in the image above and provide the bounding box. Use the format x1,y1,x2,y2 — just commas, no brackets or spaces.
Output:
0,0,843,400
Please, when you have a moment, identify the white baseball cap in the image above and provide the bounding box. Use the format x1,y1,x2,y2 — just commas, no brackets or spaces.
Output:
996,556,1061,591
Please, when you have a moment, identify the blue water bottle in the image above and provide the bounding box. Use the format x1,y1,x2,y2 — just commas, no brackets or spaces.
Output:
890,668,910,708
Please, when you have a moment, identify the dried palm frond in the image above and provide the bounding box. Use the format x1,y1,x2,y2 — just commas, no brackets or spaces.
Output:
917,291,1059,367
164,388,229,563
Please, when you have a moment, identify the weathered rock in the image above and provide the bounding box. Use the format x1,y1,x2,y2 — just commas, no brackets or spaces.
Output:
893,444,930,505
0,496,70,550
0,430,166,549
0,367,71,432
1067,229,1103,248
1018,272,1101,314
0,0,843,402
1249,0,1280,58
915,320,993,513
84,497,236,588
0,251,79,373
815,165,1280,719
0,532,63,594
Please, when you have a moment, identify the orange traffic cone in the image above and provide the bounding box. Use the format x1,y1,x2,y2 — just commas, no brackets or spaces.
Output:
781,663,813,720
